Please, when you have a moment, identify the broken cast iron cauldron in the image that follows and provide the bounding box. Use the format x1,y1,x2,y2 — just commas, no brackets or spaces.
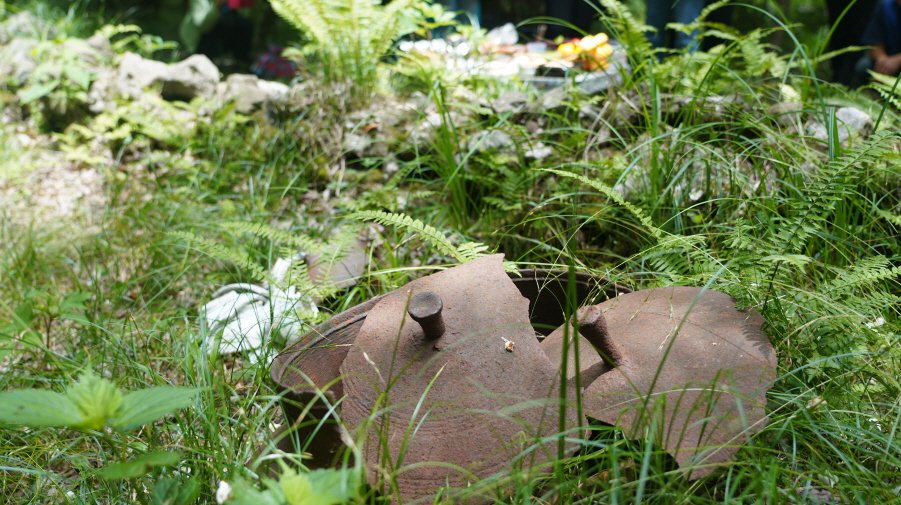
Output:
270,255,776,501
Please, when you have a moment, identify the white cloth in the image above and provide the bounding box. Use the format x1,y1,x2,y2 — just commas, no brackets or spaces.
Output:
201,255,318,363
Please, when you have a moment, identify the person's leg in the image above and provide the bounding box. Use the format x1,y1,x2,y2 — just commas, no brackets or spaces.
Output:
672,0,704,51
827,0,879,85
646,0,673,48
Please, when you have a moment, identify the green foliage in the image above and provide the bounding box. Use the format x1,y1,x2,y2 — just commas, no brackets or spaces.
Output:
66,369,124,430
0,370,197,432
150,477,202,505
169,230,270,282
94,23,178,58
98,451,184,480
169,222,358,300
348,210,491,263
1,1,899,503
869,71,901,110
270,0,422,102
222,467,361,505
15,37,101,131
596,0,654,65
280,468,360,505
652,25,789,95
0,290,90,361
112,387,201,432
0,389,83,428
61,93,198,160
545,169,663,241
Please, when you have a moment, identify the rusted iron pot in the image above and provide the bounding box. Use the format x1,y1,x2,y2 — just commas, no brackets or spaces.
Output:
269,264,628,469
268,260,776,501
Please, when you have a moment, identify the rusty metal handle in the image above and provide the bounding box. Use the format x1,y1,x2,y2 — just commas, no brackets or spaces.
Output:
575,305,620,367
408,291,445,340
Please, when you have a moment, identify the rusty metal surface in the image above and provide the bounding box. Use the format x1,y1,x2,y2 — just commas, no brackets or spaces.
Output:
581,287,776,479
270,268,626,398
271,293,385,400
339,255,575,502
268,262,777,497
541,329,605,385
269,264,627,481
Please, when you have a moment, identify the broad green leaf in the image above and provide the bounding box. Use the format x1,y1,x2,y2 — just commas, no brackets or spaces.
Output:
98,451,183,480
151,477,201,505
111,386,198,432
18,80,59,104
66,371,123,431
59,292,91,325
225,478,282,505
280,469,314,505
281,468,359,505
0,390,83,428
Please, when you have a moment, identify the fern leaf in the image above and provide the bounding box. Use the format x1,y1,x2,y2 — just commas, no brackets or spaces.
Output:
347,210,490,263
168,231,267,281
218,221,324,254
269,0,332,44
545,169,664,241
772,130,900,255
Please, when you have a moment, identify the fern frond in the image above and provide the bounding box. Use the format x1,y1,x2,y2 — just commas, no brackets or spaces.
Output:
347,210,490,263
874,208,901,227
218,221,324,253
825,257,901,294
596,0,654,63
168,231,268,281
269,0,332,44
545,169,664,241
772,130,900,255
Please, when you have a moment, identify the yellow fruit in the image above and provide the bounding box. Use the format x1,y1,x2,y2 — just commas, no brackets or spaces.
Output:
593,43,613,59
578,35,600,51
578,33,609,51
557,41,578,59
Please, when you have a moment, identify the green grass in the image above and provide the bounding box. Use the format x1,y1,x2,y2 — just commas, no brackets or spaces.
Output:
1,1,899,503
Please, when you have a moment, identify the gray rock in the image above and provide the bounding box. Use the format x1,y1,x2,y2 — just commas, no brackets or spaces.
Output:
578,70,623,96
540,86,568,111
87,67,116,113
469,129,514,152
489,90,529,115
0,12,46,44
524,141,553,160
769,101,804,129
307,241,368,291
343,132,372,157
116,53,220,102
159,54,220,101
116,52,168,98
836,106,872,135
806,106,873,147
485,23,518,46
85,34,114,61
221,73,289,113
0,38,38,85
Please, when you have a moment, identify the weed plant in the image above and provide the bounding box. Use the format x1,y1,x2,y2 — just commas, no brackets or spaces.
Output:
1,0,899,503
